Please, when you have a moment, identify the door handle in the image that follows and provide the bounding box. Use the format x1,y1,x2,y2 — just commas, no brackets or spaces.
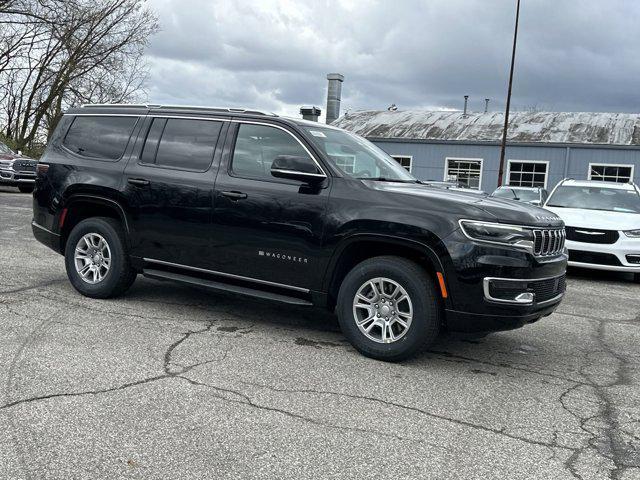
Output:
128,178,150,186
221,191,248,200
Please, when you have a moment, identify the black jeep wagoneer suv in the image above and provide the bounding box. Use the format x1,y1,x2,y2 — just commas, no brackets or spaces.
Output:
32,104,567,361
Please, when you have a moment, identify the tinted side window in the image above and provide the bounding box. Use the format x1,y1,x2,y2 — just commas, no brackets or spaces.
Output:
142,118,222,171
140,118,166,164
231,124,311,180
63,116,137,160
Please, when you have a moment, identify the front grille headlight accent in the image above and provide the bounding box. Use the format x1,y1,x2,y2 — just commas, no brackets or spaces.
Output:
623,229,640,238
459,220,535,252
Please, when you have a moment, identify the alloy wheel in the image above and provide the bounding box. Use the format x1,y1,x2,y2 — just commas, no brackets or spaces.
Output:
74,233,112,284
352,277,413,343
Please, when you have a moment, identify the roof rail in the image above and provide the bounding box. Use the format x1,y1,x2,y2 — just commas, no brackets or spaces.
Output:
80,103,149,109
150,104,277,116
80,103,277,116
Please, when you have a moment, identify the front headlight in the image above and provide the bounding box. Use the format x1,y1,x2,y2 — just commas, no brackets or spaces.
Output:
459,220,534,251
0,159,13,169
623,229,640,238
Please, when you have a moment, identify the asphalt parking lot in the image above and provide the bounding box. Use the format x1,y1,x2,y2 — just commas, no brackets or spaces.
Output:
1,186,639,480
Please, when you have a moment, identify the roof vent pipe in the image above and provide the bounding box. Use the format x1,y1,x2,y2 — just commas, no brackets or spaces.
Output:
300,106,321,122
463,95,469,116
326,73,344,124
484,98,490,113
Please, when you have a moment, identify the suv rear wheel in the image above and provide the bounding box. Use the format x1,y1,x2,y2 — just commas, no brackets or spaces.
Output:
64,217,136,298
337,256,441,361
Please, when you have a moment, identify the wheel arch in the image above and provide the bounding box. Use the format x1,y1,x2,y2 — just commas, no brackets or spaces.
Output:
59,194,130,254
322,233,452,311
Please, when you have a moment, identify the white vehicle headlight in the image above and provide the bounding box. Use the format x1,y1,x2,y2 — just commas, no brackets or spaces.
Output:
0,159,13,169
623,229,640,238
459,220,534,251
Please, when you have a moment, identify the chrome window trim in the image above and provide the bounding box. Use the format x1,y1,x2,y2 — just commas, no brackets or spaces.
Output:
143,257,310,293
270,168,327,179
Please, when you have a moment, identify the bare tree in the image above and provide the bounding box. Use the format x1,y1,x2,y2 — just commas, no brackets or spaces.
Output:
0,0,158,151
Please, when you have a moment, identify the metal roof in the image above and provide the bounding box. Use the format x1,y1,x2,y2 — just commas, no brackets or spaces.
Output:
332,110,640,146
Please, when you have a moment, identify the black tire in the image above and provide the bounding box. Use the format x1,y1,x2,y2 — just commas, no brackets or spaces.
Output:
337,256,441,362
18,185,33,193
64,217,136,298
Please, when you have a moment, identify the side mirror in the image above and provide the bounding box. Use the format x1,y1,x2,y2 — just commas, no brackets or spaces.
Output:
271,155,326,183
17,150,22,156
528,200,541,206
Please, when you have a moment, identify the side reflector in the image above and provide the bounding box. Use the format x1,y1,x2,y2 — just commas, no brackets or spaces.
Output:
59,208,68,228
436,272,448,298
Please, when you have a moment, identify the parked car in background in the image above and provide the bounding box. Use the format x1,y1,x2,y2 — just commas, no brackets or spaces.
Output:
491,186,548,206
32,104,567,361
0,141,37,193
544,179,640,282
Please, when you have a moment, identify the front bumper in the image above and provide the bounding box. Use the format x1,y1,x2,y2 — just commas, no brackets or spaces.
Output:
441,230,567,333
0,168,36,185
566,237,640,272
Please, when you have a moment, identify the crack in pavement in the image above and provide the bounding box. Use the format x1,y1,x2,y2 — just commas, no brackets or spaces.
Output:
557,319,640,480
175,374,448,452
0,277,67,295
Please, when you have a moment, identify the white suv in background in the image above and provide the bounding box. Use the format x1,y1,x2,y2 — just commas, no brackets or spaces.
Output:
544,179,640,282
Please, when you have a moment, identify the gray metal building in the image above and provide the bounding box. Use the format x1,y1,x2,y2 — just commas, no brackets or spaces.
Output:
332,110,640,192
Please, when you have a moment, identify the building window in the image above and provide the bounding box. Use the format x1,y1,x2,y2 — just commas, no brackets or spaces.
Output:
331,154,356,174
445,158,483,189
507,160,548,188
588,164,634,183
391,155,412,172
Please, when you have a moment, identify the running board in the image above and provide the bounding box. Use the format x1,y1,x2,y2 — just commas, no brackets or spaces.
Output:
142,268,313,306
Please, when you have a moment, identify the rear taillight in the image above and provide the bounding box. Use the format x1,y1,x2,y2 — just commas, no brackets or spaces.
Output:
36,163,49,174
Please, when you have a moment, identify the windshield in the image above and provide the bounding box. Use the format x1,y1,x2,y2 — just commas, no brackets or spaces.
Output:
493,188,539,201
546,185,640,213
303,127,416,182
0,142,13,154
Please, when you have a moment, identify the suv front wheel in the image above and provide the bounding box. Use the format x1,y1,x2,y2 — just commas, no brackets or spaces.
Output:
64,217,136,298
337,256,441,362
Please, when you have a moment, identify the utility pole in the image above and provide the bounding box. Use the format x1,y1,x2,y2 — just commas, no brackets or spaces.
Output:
497,0,521,187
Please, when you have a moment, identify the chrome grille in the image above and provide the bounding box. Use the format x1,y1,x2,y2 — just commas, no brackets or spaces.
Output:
533,228,565,257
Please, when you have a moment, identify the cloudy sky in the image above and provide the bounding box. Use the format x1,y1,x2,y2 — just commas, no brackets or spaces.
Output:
144,0,640,119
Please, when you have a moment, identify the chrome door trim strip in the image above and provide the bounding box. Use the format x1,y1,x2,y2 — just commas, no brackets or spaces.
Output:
32,221,60,237
142,257,310,293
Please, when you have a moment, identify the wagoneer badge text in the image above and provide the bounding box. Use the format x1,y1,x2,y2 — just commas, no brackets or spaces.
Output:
259,250,308,263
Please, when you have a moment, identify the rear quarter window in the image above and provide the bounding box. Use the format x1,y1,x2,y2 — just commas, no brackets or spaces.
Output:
63,115,138,160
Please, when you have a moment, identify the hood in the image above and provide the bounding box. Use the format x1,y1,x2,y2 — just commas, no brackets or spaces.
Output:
364,181,564,227
544,206,640,231
0,152,36,162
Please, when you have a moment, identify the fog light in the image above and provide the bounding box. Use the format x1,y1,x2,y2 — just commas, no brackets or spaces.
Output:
483,278,535,305
515,292,535,303
626,254,640,265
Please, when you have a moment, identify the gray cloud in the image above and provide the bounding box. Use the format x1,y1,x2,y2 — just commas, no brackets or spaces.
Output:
145,0,640,118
